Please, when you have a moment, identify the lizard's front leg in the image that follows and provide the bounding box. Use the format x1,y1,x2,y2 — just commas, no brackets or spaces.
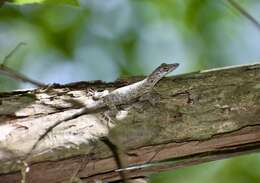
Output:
90,89,109,100
102,95,119,117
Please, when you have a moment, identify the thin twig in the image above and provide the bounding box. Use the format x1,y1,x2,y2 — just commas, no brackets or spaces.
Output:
0,65,46,87
100,137,128,183
226,0,260,31
2,42,26,65
69,155,90,183
20,161,29,183
0,43,46,87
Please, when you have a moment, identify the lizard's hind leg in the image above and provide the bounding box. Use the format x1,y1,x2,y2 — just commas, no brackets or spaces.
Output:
139,91,161,106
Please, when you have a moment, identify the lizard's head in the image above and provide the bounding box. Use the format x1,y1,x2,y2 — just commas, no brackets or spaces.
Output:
147,63,179,85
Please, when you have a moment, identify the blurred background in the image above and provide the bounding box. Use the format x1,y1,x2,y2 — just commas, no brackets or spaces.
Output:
0,0,260,182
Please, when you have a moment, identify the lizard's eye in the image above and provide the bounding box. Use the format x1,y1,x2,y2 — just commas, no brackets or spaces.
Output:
162,67,169,72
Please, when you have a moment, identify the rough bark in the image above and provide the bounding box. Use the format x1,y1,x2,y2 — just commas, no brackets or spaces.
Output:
0,63,260,183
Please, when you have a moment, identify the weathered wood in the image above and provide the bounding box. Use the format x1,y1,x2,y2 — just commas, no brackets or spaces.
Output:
0,63,260,183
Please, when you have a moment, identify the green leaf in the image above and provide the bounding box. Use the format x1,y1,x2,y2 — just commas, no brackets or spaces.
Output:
9,0,79,6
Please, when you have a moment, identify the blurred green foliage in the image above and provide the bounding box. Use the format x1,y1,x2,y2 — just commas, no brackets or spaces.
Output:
0,0,260,182
8,0,79,6
151,153,260,183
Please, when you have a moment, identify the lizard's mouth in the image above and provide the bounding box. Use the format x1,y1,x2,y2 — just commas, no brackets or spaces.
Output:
171,63,180,70
161,63,180,73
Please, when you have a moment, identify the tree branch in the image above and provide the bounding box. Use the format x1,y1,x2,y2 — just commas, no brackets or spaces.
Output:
226,0,260,31
0,43,46,87
0,63,260,182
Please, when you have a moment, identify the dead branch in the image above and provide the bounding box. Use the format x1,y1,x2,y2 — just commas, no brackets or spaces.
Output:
0,63,260,182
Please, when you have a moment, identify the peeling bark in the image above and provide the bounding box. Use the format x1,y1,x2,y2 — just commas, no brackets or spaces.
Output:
0,63,260,183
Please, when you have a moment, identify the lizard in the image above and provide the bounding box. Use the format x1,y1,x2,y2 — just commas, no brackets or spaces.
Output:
65,62,180,117
25,63,180,180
